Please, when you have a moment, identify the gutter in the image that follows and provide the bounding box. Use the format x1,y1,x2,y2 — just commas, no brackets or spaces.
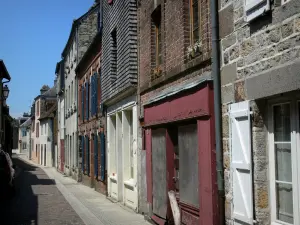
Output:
210,0,225,223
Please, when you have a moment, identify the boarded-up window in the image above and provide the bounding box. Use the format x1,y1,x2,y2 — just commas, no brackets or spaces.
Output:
178,123,199,207
152,128,167,218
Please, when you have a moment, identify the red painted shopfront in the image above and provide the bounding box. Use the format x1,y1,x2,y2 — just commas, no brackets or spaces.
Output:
143,82,218,225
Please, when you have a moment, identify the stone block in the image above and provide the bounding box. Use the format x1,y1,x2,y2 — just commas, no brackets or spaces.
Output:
225,199,231,219
295,16,300,32
241,38,255,57
221,63,237,85
229,45,240,60
223,151,230,169
223,139,229,152
222,84,234,103
245,58,300,100
222,33,237,50
224,169,231,195
222,115,229,138
234,81,246,102
260,47,276,59
234,6,244,22
281,20,294,38
268,27,281,43
280,48,300,64
256,187,269,209
222,104,229,115
237,26,250,43
237,58,244,67
219,4,234,39
224,50,230,65
244,50,260,65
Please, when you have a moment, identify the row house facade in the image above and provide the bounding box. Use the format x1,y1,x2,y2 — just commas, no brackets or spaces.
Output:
102,0,139,211
138,0,218,224
219,0,300,224
76,31,106,194
19,117,31,157
38,101,58,167
31,85,56,165
61,2,99,179
56,60,65,172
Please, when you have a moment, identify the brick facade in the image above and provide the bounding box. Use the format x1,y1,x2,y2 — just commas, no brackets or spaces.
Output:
219,0,300,224
76,31,106,195
138,0,217,224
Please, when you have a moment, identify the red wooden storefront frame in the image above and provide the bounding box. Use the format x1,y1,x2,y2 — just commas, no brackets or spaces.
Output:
144,83,218,225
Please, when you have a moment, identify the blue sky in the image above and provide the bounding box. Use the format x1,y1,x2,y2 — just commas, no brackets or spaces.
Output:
0,0,94,118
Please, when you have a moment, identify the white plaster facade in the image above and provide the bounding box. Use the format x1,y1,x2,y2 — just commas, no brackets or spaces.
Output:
57,97,65,171
39,120,53,167
107,95,138,211
64,41,78,177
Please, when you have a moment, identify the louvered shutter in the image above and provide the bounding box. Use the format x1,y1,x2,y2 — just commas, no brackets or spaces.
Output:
100,132,105,181
94,134,98,178
87,136,90,176
95,73,98,115
245,0,270,22
86,82,89,120
81,86,84,121
229,101,253,224
82,136,85,173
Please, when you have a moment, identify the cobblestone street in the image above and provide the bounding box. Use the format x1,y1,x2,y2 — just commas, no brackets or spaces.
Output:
0,156,84,225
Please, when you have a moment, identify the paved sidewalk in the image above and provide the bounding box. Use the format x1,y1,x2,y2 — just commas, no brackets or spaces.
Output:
17,155,151,225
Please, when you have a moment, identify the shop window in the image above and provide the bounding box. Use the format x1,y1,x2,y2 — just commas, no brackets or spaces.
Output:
178,123,199,207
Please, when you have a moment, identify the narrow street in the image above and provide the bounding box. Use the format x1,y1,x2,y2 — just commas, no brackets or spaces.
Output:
0,156,84,225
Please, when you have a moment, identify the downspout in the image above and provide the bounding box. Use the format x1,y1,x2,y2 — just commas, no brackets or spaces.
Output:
210,0,225,223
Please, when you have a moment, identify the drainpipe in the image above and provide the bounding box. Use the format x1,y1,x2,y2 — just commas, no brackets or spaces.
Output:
210,0,225,223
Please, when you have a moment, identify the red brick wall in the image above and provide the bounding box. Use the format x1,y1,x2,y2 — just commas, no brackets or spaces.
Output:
138,0,212,93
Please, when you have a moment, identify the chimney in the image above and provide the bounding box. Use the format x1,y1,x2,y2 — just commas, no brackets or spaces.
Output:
40,85,50,95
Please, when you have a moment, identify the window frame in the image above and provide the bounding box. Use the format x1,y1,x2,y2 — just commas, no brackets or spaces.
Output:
268,96,300,225
152,6,162,70
189,0,201,46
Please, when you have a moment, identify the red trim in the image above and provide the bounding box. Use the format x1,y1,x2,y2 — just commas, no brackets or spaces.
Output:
198,118,218,225
146,128,152,203
144,84,210,126
151,215,166,225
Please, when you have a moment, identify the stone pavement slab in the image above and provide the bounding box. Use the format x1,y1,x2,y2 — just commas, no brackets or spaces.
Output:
17,154,151,225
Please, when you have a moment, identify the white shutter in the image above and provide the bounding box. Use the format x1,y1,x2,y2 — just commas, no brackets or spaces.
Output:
244,0,270,22
229,101,253,225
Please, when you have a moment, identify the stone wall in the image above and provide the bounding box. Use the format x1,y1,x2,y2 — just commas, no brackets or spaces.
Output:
219,0,300,224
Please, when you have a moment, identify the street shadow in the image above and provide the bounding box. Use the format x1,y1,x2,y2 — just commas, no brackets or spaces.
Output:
0,157,55,225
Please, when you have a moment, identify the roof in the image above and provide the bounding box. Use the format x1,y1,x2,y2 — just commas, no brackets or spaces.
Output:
55,61,62,74
39,102,57,121
62,3,100,57
20,118,32,128
34,84,57,101
75,31,102,74
0,60,11,80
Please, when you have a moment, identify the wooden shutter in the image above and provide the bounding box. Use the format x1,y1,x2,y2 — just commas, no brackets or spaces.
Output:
94,134,98,178
82,136,85,173
94,73,98,115
100,132,105,181
87,136,90,176
81,86,84,121
245,0,270,22
229,101,253,224
86,82,89,120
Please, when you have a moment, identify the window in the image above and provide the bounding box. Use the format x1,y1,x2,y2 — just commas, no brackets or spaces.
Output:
66,89,68,110
269,100,300,224
71,81,73,105
111,29,117,81
36,123,39,137
152,6,162,69
41,124,43,135
189,0,200,45
36,101,40,116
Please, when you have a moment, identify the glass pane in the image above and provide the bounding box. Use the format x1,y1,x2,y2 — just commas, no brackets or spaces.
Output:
179,123,199,207
193,0,199,43
275,143,292,182
276,183,293,223
273,104,291,142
